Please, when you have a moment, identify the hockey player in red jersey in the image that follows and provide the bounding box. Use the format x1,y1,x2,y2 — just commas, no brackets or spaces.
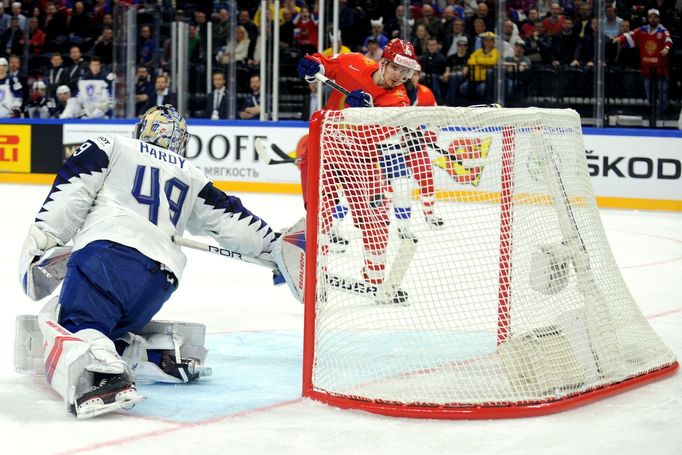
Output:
298,38,418,286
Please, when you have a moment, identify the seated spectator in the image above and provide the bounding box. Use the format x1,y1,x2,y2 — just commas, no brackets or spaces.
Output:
322,31,350,57
0,57,21,117
415,4,441,40
28,17,45,57
212,8,230,47
443,18,466,57
504,39,531,99
467,32,499,100
134,65,154,116
238,9,259,42
365,38,383,62
85,56,115,86
502,20,520,58
68,1,93,47
385,4,413,40
470,18,488,51
142,74,177,112
437,6,456,43
362,17,389,51
519,8,540,39
50,84,82,118
43,2,67,53
525,20,553,64
411,24,430,57
216,25,250,65
0,6,9,37
238,74,261,120
66,45,89,93
443,36,470,105
543,2,565,36
92,26,113,66
292,6,318,54
419,37,447,104
1,16,23,57
25,80,50,118
10,2,26,32
206,70,228,119
137,24,157,66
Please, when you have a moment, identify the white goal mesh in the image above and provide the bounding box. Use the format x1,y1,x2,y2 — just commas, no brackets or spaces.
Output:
303,107,677,417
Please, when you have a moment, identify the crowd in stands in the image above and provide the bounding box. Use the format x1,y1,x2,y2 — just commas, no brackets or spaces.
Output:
0,0,679,120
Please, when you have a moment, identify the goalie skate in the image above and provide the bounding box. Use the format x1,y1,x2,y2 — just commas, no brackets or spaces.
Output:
73,374,145,419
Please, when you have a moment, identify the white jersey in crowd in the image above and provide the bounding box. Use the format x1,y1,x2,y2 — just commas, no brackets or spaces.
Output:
34,134,276,280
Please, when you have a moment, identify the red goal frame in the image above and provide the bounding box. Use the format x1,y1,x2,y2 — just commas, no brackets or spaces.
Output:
301,110,679,419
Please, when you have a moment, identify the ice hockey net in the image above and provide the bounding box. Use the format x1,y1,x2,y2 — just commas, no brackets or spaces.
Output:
302,106,678,419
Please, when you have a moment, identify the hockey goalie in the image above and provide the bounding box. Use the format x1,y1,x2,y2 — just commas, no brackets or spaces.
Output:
15,104,304,419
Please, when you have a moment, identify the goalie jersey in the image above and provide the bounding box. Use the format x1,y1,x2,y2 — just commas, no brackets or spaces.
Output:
35,135,275,280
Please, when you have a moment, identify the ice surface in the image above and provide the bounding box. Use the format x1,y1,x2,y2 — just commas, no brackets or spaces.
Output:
1,184,680,455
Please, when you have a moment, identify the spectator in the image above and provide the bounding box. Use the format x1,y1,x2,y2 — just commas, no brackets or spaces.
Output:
502,19,520,58
279,8,296,51
10,2,26,32
212,8,230,48
238,9,259,42
0,6,10,37
194,11,208,46
551,16,579,67
443,18,466,57
188,23,205,65
411,23,430,57
443,36,470,105
238,74,261,120
66,45,89,93
520,8,540,39
363,17,389,52
279,0,301,25
206,70,228,120
467,3,494,38
613,19,639,68
68,1,93,45
0,57,22,117
142,74,177,112
613,8,672,115
574,2,593,39
1,16,23,58
470,18,488,51
322,31,351,57
505,38,531,99
92,26,113,66
364,37,383,62
25,80,50,118
416,4,441,39
137,24,157,66
419,37,447,103
385,4,413,40
50,84,82,118
216,26,250,65
572,17,598,67
602,5,623,39
134,66,154,116
543,3,565,36
46,53,68,99
85,56,114,88
293,6,318,54
28,17,45,57
44,2,67,53
438,6,457,43
467,32,499,99
525,20,553,64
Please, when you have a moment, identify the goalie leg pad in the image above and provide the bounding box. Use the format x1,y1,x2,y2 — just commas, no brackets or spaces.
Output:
272,217,306,302
118,320,212,383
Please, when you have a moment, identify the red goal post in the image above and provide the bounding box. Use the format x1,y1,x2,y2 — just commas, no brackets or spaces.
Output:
302,106,678,419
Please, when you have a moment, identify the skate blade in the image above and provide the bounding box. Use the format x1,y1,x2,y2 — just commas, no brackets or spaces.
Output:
75,391,146,419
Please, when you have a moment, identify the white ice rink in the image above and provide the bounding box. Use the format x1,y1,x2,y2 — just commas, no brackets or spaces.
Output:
1,183,681,455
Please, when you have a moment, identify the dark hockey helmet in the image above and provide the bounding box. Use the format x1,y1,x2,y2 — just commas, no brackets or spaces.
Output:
381,38,419,81
136,104,189,156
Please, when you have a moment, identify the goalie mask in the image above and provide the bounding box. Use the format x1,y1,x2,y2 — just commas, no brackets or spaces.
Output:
136,104,189,156
380,38,419,84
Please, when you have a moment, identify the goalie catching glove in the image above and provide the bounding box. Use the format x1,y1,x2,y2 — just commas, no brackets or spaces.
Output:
19,224,71,301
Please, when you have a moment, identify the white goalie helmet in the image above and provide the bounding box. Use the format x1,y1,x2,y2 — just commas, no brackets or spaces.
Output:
136,104,189,155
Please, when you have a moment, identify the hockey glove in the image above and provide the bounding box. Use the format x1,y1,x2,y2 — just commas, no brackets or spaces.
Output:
297,55,324,83
19,224,70,301
346,90,373,108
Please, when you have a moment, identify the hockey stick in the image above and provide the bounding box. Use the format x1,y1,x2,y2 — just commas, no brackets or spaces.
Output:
172,235,277,269
254,138,296,165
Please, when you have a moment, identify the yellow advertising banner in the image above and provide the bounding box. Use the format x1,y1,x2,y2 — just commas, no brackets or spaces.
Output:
0,125,31,173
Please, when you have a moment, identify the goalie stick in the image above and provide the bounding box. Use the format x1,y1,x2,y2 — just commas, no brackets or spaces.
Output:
254,138,297,165
312,73,488,187
172,235,277,269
